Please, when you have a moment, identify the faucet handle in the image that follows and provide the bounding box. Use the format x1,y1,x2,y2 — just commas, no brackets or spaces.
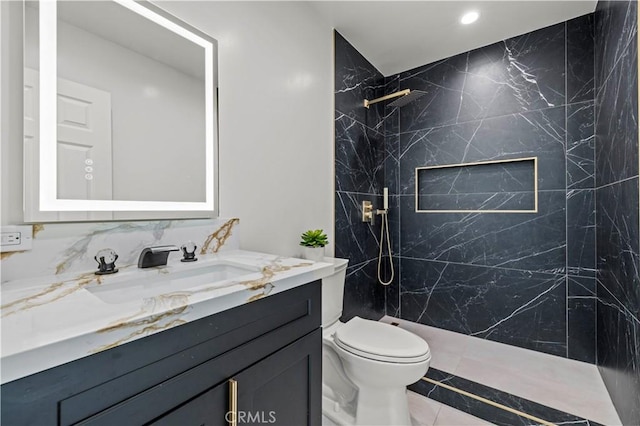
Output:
180,241,198,262
95,248,119,275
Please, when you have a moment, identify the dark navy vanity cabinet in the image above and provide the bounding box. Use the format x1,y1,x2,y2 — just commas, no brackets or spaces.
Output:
1,281,322,426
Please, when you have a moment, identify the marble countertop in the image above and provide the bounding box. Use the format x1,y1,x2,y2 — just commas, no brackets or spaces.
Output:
0,250,334,385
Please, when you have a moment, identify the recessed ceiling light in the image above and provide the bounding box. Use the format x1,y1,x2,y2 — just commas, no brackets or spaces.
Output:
460,11,479,25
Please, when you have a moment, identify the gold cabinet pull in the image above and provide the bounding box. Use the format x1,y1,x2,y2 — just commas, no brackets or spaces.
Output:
228,378,238,426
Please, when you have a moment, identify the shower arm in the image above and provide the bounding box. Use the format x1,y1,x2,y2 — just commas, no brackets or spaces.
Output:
363,89,410,109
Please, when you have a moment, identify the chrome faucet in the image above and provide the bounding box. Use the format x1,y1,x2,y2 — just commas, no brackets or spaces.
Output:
138,245,180,268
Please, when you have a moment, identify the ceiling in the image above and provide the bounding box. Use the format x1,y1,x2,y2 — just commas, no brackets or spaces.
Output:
310,1,597,76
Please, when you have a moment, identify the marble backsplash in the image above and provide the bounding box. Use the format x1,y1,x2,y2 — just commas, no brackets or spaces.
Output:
0,218,240,283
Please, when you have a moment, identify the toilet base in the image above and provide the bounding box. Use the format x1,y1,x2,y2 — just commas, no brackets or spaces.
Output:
355,386,412,426
322,394,355,426
322,385,413,426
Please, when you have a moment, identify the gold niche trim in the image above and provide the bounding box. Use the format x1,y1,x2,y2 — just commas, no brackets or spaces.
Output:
421,377,556,426
414,156,538,214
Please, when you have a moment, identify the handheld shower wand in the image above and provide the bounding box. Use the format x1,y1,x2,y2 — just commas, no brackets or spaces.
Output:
376,188,394,286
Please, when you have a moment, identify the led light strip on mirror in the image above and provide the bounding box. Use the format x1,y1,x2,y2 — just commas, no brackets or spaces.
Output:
38,0,215,212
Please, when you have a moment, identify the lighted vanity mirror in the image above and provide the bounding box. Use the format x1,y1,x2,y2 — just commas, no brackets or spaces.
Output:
23,0,218,221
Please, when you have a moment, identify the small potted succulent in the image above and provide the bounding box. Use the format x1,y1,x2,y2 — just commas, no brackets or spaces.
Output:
300,229,328,262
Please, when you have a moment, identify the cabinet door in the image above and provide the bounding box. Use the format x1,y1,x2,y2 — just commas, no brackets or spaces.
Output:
152,329,321,426
149,382,228,426
233,328,322,426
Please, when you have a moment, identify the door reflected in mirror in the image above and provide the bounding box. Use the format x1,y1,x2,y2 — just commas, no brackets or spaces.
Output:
23,0,218,221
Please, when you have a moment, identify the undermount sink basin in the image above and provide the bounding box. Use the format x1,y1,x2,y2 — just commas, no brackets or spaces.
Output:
86,262,260,304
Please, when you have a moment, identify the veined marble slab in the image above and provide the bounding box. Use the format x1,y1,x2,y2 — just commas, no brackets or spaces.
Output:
1,218,241,283
0,250,334,385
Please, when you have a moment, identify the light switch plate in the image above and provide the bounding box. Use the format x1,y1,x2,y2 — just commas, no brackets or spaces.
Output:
1,225,33,252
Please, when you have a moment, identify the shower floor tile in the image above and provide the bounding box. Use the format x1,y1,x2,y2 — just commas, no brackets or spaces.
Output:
322,391,491,426
381,316,622,425
408,390,493,426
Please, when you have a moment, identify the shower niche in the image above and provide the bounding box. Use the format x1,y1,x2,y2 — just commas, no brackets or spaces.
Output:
415,157,538,213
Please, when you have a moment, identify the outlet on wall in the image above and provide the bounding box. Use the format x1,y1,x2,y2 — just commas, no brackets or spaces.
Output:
1,226,33,252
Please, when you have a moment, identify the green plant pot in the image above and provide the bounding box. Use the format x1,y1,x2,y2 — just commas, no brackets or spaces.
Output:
302,246,325,262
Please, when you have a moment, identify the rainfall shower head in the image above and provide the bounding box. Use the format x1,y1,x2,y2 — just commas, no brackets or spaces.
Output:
387,90,426,107
363,89,426,109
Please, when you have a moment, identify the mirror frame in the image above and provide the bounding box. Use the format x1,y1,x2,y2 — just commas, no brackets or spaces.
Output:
37,0,216,212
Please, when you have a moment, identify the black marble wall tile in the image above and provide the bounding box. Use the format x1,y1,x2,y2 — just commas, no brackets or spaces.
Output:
567,102,595,190
417,192,535,212
567,189,596,277
596,288,640,426
379,14,602,363
335,192,382,267
397,55,469,131
399,107,567,195
382,75,400,136
594,1,640,422
595,0,637,91
568,276,596,363
417,160,535,196
596,178,640,319
595,39,639,186
383,133,400,195
458,23,566,123
398,23,565,132
341,259,386,322
400,258,567,356
335,33,388,329
401,191,566,274
384,257,400,318
334,31,385,128
334,8,601,364
335,112,384,194
567,15,596,104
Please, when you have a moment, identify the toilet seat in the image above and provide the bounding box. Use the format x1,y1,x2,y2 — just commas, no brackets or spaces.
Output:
334,317,430,364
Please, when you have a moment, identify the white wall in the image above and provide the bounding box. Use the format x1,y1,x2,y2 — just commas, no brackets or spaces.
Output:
1,1,25,226
1,1,334,258
157,1,335,257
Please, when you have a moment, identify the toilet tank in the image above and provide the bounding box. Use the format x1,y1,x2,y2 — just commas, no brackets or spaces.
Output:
321,257,349,327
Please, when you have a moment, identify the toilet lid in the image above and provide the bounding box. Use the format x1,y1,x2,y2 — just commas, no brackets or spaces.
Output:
334,317,430,363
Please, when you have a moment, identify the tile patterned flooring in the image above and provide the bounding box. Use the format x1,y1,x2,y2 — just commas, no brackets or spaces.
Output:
381,316,621,425
323,316,622,425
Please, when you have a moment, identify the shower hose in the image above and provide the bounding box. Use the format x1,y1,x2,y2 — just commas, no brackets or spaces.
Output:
377,210,395,286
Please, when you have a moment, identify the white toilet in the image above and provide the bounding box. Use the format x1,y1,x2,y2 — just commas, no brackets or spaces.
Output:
322,258,431,426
